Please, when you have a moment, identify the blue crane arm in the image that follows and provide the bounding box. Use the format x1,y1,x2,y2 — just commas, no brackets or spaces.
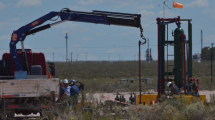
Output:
9,8,145,71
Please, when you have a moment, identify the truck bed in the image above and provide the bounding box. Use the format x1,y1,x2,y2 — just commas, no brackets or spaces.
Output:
0,78,59,98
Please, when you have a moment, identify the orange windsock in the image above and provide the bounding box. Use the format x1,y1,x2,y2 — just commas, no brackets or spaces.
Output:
173,2,183,9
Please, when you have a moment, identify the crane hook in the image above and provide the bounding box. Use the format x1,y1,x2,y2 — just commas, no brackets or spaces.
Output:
140,25,146,45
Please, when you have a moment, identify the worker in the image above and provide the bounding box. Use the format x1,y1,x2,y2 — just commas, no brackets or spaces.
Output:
63,79,71,106
167,82,179,95
70,79,79,111
59,80,65,99
63,79,71,97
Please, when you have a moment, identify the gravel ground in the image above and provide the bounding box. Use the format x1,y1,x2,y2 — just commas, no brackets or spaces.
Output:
90,90,215,103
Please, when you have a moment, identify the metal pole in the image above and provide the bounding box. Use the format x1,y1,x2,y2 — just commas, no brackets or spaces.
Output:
148,38,149,62
77,54,79,61
201,30,203,60
86,52,87,61
167,24,168,83
71,53,73,64
212,43,214,83
139,41,142,104
65,32,68,62
52,53,54,62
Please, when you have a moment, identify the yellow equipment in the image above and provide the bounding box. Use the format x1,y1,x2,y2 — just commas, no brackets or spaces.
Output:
136,94,206,106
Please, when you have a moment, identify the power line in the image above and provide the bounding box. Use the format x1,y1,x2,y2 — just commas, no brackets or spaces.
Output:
0,43,212,50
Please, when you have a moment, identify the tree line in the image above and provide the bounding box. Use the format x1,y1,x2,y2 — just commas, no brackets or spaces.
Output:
202,46,215,61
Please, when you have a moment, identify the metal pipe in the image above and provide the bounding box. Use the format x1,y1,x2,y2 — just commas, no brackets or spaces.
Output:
157,21,161,98
21,41,25,52
180,19,192,21
50,20,67,27
186,42,190,94
211,43,214,83
183,41,186,94
92,10,140,16
150,48,151,62
139,40,142,104
156,18,192,22
167,24,168,84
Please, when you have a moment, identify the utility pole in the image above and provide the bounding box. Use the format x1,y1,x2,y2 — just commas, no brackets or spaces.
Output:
137,54,138,61
71,53,73,64
201,30,203,60
148,38,149,62
77,54,79,61
52,53,54,62
86,52,87,61
65,32,69,63
211,43,214,83
119,54,121,61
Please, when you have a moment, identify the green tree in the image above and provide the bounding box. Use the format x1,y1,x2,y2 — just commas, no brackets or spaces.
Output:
202,46,215,61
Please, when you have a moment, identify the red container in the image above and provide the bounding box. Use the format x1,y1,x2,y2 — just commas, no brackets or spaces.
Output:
2,51,47,76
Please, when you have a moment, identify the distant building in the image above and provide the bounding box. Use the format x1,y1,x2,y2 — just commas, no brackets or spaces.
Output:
145,48,153,62
193,53,201,62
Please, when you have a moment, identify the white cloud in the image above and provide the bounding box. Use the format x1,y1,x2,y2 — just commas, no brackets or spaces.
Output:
0,2,4,9
96,32,106,36
202,9,211,14
202,8,215,19
55,22,77,29
106,48,122,53
205,34,215,42
0,35,10,41
78,0,103,5
82,37,91,41
136,4,155,9
7,18,20,22
138,10,154,16
114,2,129,8
158,10,175,17
185,0,208,8
15,0,42,7
69,5,87,11
46,47,53,52
24,45,32,49
0,22,13,31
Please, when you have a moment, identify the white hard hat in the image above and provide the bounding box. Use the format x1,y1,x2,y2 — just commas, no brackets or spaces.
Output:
60,80,63,83
167,82,172,87
63,79,68,83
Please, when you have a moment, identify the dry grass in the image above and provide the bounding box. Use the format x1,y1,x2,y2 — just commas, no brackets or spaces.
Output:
51,61,215,92
42,60,215,120
43,94,215,120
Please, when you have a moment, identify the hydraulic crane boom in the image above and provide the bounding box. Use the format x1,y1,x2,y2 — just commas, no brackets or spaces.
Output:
10,8,146,71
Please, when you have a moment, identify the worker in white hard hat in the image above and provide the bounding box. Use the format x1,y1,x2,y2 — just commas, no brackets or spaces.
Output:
167,82,179,95
63,79,71,97
63,79,72,106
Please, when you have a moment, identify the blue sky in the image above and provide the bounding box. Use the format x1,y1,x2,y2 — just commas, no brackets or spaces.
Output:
0,0,214,62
